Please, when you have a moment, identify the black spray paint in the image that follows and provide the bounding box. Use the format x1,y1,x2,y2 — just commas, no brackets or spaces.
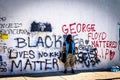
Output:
14,35,62,48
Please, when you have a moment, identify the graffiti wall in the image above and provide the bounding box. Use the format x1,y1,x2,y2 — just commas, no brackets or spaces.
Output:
0,0,120,75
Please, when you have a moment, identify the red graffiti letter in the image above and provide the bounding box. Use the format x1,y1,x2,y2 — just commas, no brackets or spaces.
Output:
69,23,76,34
110,50,115,61
62,24,68,34
76,23,81,33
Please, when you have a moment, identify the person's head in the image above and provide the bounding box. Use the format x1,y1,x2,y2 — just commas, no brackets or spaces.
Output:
66,34,72,42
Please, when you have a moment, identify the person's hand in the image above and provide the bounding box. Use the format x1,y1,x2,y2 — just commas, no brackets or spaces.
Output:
62,51,65,54
75,47,78,50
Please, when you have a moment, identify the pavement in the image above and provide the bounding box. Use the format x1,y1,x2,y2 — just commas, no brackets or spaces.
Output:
0,70,120,80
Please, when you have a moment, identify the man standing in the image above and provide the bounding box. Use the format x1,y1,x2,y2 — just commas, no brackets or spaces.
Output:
62,34,75,74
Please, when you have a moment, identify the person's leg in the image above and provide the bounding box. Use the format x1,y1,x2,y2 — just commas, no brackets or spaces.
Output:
64,54,70,73
70,54,75,73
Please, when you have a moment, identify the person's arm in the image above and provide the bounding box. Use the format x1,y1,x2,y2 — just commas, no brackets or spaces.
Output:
73,42,78,52
62,42,66,53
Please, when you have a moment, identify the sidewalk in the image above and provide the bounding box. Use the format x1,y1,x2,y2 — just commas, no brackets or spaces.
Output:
0,70,120,80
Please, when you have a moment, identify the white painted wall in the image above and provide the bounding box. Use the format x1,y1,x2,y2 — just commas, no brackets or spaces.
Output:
0,0,120,75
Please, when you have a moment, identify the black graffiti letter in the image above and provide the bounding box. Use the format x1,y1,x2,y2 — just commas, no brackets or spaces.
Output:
28,37,36,47
45,35,53,48
45,59,52,70
54,35,62,48
29,50,35,59
36,36,44,47
14,38,27,48
53,58,59,70
11,60,22,72
24,59,32,70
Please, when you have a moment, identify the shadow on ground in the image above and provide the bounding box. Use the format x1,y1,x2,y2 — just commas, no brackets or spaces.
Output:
0,70,81,78
0,70,120,80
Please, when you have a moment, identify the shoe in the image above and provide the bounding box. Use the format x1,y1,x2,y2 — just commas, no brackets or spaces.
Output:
71,69,75,74
64,69,67,73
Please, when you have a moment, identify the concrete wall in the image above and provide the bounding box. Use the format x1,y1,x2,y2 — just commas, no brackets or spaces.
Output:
0,0,120,75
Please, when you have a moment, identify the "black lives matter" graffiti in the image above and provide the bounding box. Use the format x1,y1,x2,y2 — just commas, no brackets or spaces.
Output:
6,34,101,72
